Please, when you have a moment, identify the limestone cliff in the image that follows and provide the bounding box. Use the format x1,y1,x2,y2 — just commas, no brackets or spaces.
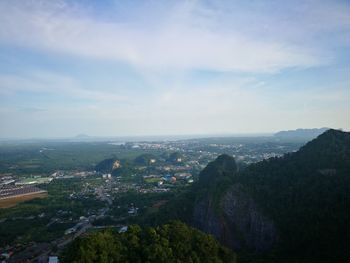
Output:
192,155,277,252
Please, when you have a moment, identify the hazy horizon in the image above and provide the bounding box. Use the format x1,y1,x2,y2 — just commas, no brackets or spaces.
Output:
0,131,276,140
1,127,340,141
1,1,350,137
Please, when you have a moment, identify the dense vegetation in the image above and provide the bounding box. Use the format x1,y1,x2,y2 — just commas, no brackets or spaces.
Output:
0,141,161,175
196,154,237,206
61,221,236,263
239,129,350,261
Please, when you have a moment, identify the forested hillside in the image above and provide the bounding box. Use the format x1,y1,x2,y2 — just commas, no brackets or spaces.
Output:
61,221,236,263
239,129,350,261
145,129,350,262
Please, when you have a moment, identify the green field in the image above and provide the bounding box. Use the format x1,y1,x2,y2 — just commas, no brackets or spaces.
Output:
0,141,162,175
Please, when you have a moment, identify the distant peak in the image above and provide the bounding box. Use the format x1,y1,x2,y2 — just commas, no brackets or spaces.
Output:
215,154,236,164
318,128,343,137
295,129,350,166
199,154,237,184
75,133,90,138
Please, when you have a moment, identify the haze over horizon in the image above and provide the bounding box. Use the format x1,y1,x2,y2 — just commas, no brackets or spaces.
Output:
1,0,350,138
0,129,338,141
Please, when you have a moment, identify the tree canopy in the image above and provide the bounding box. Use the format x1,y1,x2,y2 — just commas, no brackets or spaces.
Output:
61,221,236,263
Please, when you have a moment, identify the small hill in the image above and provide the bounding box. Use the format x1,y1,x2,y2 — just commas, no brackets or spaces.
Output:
95,158,121,174
134,153,157,166
167,152,183,163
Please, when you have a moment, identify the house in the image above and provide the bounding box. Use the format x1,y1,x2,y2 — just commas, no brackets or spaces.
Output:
119,226,128,233
49,256,59,263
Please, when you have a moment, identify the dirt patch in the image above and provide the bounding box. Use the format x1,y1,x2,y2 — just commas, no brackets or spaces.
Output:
0,192,48,208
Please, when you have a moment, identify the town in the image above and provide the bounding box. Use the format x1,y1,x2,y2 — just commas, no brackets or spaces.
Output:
0,136,304,262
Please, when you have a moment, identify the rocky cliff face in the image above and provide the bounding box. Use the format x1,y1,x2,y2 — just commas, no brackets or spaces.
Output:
221,184,277,251
193,183,277,252
193,197,223,243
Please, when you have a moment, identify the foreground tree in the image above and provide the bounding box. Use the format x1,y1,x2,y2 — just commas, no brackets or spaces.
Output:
61,221,236,263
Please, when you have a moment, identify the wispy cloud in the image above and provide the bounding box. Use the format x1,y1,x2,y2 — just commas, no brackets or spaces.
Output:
0,0,335,73
0,0,350,137
1,73,349,137
0,71,128,103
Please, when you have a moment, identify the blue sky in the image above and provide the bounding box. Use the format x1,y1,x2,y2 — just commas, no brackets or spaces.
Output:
0,0,349,138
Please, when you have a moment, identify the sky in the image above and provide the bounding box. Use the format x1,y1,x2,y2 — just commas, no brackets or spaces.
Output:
0,0,349,138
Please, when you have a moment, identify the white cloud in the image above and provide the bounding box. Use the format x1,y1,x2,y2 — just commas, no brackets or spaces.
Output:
0,0,328,73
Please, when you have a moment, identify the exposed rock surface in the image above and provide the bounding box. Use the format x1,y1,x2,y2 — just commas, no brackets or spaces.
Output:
95,158,121,174
191,154,277,252
221,184,277,251
193,184,277,252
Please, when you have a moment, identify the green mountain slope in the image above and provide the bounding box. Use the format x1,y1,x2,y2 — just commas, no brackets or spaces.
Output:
239,129,350,261
148,129,350,262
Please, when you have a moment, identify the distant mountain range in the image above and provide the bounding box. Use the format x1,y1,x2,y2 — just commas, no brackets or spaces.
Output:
274,127,330,139
147,129,350,262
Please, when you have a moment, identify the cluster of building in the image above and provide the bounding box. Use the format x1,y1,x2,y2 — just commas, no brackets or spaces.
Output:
143,172,193,187
0,175,15,187
51,170,96,179
0,185,47,200
0,174,48,208
125,138,300,166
